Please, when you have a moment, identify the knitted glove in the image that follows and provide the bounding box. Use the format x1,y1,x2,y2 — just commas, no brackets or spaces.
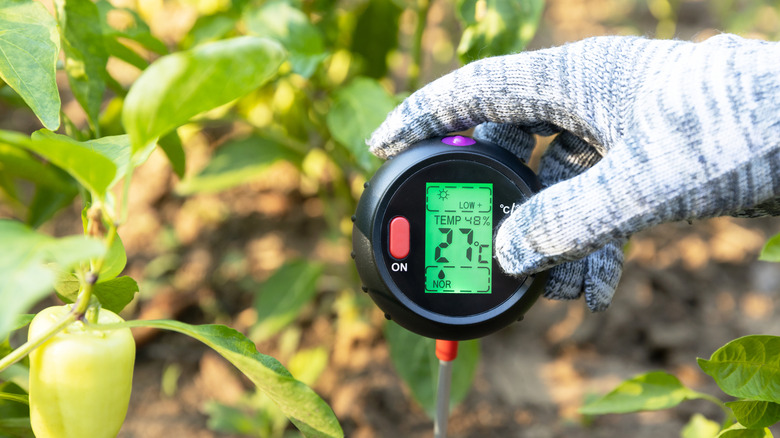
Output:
367,34,780,310
475,124,626,311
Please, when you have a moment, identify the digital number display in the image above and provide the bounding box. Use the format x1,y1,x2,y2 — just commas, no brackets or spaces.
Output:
424,183,492,293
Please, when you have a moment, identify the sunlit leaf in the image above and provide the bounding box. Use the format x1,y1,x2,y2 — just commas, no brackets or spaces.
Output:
0,220,104,340
726,400,780,430
698,336,780,403
682,414,721,438
32,130,133,192
384,323,480,418
288,348,328,386
579,371,706,415
759,233,780,262
0,144,76,193
717,423,774,438
177,136,301,195
1,130,117,198
251,260,323,342
0,0,61,130
122,36,285,156
326,77,394,173
456,0,544,63
117,320,343,437
54,0,108,130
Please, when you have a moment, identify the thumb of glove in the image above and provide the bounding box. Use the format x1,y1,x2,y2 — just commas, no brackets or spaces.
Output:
495,144,639,275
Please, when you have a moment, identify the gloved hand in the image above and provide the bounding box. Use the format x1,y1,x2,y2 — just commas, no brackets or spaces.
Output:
367,34,780,311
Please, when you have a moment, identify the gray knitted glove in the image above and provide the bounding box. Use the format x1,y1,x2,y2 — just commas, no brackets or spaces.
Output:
367,34,780,311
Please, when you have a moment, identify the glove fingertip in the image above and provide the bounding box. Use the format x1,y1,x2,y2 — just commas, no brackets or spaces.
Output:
583,240,625,312
543,261,586,301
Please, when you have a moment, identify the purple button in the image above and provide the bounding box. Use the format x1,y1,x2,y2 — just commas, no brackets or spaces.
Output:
441,135,476,146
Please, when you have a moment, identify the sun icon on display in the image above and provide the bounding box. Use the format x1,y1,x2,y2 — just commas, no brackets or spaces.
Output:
437,189,449,200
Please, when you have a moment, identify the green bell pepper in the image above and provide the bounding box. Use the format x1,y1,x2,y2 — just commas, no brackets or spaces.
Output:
28,305,135,438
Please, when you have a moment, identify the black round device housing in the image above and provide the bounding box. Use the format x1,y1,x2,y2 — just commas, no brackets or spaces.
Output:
352,136,547,340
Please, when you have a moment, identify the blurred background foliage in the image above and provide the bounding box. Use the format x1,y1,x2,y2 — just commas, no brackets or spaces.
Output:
0,0,778,436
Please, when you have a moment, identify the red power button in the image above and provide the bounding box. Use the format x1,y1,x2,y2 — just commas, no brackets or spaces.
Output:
389,216,410,259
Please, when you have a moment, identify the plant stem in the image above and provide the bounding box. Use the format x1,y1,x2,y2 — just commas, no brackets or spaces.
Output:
0,392,29,405
0,310,77,373
0,221,118,373
408,0,430,91
119,168,134,225
698,392,736,427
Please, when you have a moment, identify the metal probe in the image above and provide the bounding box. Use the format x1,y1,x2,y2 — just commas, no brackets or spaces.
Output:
434,340,458,438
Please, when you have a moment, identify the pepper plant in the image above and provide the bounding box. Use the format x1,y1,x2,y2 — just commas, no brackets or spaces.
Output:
581,335,780,437
0,0,547,436
580,233,780,438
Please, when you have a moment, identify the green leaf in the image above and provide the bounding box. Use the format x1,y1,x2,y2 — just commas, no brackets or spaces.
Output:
10,314,33,332
0,130,117,198
288,348,328,386
27,187,77,229
579,371,706,415
717,423,774,438
93,276,138,313
183,13,238,49
682,413,721,438
727,401,780,430
698,336,780,403
244,0,326,78
32,130,132,192
251,260,323,342
122,36,285,155
0,220,105,340
326,77,394,173
0,417,32,438
158,131,186,179
54,0,109,130
96,0,167,55
384,323,480,418
205,401,270,435
0,144,77,193
759,233,780,262
456,0,544,63
53,272,80,304
103,37,148,70
0,363,29,392
177,136,301,195
118,320,343,437
55,273,135,313
0,392,27,405
0,0,61,130
350,0,402,78
99,231,127,281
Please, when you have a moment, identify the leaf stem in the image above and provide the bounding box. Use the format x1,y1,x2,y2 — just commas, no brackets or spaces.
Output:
0,392,29,405
0,309,77,373
697,392,736,427
119,167,134,225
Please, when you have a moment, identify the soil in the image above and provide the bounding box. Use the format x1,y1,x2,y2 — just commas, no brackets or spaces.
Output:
104,148,780,438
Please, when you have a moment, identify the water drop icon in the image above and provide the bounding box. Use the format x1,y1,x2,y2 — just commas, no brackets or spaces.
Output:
438,270,445,279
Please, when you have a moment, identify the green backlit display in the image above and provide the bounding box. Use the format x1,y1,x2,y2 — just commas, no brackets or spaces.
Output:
425,183,493,293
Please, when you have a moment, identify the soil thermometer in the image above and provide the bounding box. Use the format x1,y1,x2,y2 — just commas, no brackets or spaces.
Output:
353,136,548,436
